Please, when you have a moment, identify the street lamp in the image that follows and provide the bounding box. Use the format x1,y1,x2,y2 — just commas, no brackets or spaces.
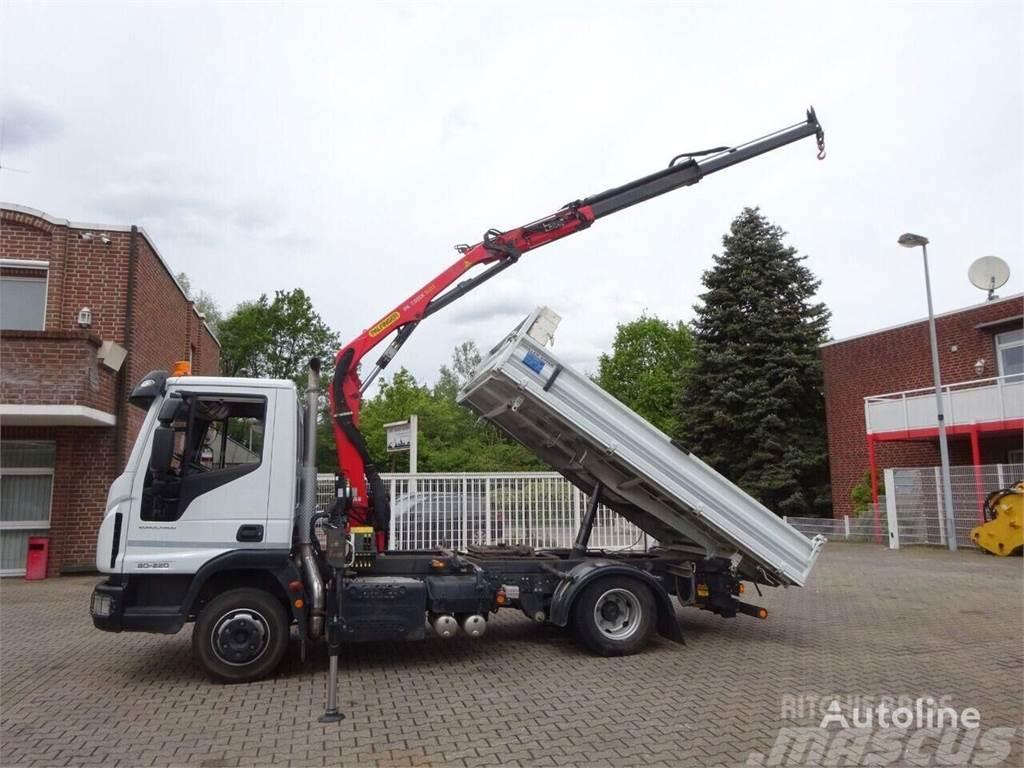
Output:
898,233,958,551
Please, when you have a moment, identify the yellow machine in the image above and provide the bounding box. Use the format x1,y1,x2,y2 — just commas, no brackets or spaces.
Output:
970,482,1023,556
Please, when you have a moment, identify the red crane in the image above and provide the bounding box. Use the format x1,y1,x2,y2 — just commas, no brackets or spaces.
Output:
330,109,826,551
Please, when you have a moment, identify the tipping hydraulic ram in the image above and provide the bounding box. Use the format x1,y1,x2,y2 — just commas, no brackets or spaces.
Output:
329,108,826,552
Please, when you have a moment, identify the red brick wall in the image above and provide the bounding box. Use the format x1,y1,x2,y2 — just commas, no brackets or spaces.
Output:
0,331,117,411
60,229,132,341
821,295,1024,518
2,206,222,574
199,324,220,375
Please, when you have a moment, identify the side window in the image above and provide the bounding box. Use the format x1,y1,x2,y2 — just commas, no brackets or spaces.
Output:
0,265,48,330
141,395,266,522
995,328,1023,382
185,397,266,475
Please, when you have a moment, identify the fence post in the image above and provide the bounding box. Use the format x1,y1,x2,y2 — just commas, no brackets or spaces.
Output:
843,515,851,541
996,463,1005,491
389,478,398,549
884,468,899,550
572,485,582,537
934,467,946,546
461,475,469,550
484,477,492,546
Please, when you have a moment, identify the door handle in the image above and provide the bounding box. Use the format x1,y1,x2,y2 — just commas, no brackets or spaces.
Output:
236,524,264,543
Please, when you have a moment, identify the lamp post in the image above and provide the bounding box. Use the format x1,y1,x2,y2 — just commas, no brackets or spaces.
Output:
898,233,957,551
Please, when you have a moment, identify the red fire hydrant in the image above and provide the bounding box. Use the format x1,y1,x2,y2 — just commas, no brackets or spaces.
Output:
24,537,49,580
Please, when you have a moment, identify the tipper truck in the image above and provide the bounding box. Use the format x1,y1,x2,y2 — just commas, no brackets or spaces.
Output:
91,109,827,719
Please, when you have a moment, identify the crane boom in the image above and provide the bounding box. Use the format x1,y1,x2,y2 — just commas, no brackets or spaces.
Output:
331,108,826,549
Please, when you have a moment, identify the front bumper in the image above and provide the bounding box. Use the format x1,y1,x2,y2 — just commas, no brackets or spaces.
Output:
90,578,184,634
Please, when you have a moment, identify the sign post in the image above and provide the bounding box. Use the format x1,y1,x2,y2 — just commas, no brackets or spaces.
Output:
384,415,418,495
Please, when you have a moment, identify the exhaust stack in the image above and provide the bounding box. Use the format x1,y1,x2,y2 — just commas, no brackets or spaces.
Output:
299,358,326,639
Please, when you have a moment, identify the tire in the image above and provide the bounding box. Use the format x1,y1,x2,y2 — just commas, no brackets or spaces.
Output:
571,576,656,657
193,588,289,683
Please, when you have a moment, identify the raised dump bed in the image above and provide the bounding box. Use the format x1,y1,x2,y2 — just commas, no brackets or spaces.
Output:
458,307,825,587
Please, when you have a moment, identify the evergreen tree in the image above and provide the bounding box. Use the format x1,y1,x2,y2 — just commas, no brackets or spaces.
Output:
676,208,831,516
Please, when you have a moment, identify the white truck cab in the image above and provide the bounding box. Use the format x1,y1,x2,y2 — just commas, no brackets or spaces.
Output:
96,373,300,576
91,370,315,682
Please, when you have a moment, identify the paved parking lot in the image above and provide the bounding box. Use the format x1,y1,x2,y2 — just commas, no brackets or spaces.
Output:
1,544,1021,767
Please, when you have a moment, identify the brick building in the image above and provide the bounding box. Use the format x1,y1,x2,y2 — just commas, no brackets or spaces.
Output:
821,293,1023,518
1,204,220,575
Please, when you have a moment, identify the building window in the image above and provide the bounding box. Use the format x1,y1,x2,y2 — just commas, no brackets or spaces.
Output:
995,328,1023,381
0,261,48,331
0,441,55,576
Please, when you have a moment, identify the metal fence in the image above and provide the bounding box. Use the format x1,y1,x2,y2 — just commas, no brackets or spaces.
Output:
784,508,887,543
315,463,1023,554
317,472,648,552
882,463,1023,549
787,463,1023,550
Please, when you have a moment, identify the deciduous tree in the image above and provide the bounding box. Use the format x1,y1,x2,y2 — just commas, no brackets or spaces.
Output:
176,271,223,334
218,289,339,386
596,315,692,434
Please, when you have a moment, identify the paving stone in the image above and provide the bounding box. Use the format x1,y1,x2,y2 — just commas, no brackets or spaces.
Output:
0,545,1021,766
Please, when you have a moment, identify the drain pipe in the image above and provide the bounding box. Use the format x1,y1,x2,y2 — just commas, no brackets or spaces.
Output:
299,358,326,639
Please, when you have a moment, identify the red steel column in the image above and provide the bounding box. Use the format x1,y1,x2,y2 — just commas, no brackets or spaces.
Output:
970,426,985,523
867,436,881,543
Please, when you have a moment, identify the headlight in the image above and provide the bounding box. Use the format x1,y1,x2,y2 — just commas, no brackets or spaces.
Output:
91,592,112,617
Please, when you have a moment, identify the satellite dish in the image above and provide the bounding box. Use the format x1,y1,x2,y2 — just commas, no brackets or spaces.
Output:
968,256,1010,300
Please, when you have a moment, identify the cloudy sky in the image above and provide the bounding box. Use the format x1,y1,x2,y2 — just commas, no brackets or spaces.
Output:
2,1,1020,385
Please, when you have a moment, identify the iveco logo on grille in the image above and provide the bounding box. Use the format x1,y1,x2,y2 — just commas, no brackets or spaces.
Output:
137,561,171,569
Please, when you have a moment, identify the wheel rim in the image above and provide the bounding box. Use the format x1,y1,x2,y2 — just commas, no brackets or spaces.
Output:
593,588,642,641
211,608,271,667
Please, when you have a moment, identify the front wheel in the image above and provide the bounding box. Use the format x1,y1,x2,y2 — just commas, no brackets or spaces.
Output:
571,576,656,656
193,588,289,683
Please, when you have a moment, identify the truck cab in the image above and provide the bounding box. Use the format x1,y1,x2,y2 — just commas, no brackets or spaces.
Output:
92,371,309,680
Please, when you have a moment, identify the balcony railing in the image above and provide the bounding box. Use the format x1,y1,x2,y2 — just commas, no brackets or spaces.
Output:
865,375,1024,436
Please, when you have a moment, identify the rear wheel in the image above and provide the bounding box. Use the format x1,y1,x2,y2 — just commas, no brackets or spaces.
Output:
571,576,656,656
193,588,289,683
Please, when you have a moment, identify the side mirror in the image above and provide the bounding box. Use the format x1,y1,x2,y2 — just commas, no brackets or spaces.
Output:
158,394,188,424
150,425,175,476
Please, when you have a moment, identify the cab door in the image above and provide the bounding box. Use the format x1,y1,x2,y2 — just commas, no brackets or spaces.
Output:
123,390,275,574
